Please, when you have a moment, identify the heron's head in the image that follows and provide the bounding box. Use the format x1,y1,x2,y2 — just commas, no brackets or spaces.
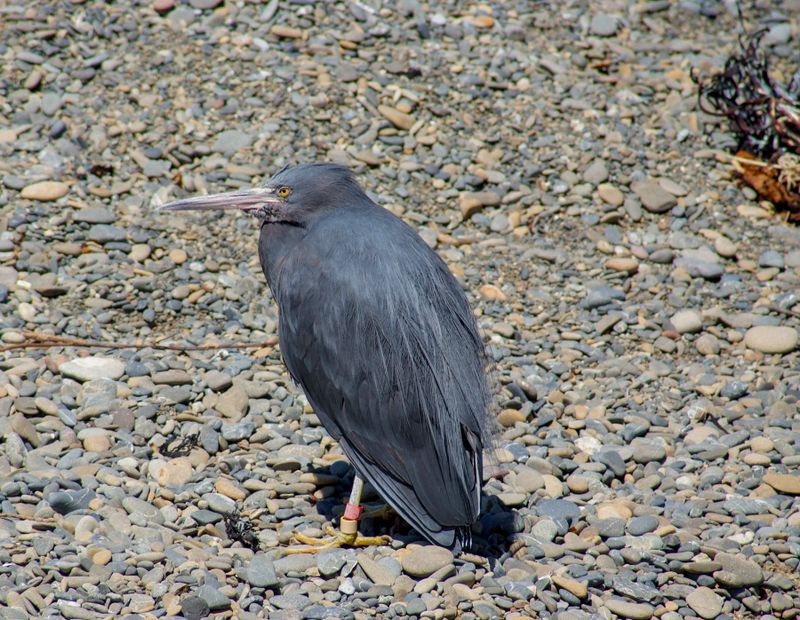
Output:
158,163,367,227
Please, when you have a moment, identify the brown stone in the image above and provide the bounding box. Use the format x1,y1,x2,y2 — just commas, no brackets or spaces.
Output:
763,472,800,495
377,105,415,130
21,181,69,201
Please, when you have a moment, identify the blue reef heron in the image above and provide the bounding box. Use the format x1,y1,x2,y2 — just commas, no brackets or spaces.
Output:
160,163,491,552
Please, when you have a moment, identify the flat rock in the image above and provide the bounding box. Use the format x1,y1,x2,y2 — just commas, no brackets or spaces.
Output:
181,596,210,620
583,160,609,184
553,575,588,599
246,554,279,588
88,224,126,243
212,129,252,154
674,255,724,280
205,370,233,391
581,286,625,309
357,554,396,586
514,468,545,493
744,325,798,354
152,369,193,385
605,257,638,274
149,457,193,486
216,384,249,418
604,598,653,619
686,586,723,619
631,180,676,213
274,554,316,574
271,24,303,39
590,13,618,36
713,552,763,587
47,489,95,515
59,356,125,382
73,207,115,224
762,472,800,495
399,545,453,577
537,499,581,522
195,585,230,611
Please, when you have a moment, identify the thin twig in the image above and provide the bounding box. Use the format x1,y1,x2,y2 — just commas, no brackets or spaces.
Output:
768,304,800,319
0,331,278,353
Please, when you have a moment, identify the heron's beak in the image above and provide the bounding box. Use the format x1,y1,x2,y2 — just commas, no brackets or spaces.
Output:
157,187,280,214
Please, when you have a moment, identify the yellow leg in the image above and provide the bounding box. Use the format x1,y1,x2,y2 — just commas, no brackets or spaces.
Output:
284,517,390,554
283,476,391,554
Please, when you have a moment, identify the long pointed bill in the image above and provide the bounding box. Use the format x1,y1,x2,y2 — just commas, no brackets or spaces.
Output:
157,187,280,214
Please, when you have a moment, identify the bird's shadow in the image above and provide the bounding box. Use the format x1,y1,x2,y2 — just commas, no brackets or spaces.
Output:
304,463,518,563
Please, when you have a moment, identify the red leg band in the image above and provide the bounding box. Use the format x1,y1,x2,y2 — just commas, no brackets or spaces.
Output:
344,502,364,521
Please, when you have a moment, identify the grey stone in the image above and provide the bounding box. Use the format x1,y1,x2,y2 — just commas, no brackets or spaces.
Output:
581,286,625,309
221,420,255,442
47,489,95,515
212,129,252,154
87,224,127,243
590,13,618,36
275,554,316,574
246,554,279,588
583,160,609,184
759,250,784,268
196,584,230,610
204,492,236,514
632,180,676,212
73,207,115,224
627,515,659,536
536,499,580,522
595,449,626,477
206,370,233,391
530,518,559,542
612,576,662,603
317,550,349,577
181,596,210,620
714,552,764,587
304,606,354,620
674,256,724,280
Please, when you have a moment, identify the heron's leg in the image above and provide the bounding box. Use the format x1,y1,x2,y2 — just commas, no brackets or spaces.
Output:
288,476,390,552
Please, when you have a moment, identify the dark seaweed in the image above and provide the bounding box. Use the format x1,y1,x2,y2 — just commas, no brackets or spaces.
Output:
693,29,800,159
223,511,261,551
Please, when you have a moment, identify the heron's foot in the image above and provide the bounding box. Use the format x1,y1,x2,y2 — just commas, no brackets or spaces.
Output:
285,521,390,554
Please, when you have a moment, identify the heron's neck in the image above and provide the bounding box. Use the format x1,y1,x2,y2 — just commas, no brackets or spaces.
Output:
258,222,306,295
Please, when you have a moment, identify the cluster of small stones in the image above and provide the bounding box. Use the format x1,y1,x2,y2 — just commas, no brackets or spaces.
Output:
1,0,799,619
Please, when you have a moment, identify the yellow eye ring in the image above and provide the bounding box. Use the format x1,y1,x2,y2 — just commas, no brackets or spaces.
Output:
277,186,291,198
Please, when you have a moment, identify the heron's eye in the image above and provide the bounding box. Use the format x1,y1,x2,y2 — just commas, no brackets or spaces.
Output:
277,186,292,198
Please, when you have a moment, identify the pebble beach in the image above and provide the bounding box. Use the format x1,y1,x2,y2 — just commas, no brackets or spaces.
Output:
1,1,800,619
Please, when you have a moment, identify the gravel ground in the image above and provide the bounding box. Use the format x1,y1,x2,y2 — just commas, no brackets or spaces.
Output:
2,1,800,619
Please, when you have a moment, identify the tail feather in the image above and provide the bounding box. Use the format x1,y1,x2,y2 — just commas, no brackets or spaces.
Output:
342,438,474,552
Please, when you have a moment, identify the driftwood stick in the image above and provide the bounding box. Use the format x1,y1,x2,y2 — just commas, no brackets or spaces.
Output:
0,331,278,353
